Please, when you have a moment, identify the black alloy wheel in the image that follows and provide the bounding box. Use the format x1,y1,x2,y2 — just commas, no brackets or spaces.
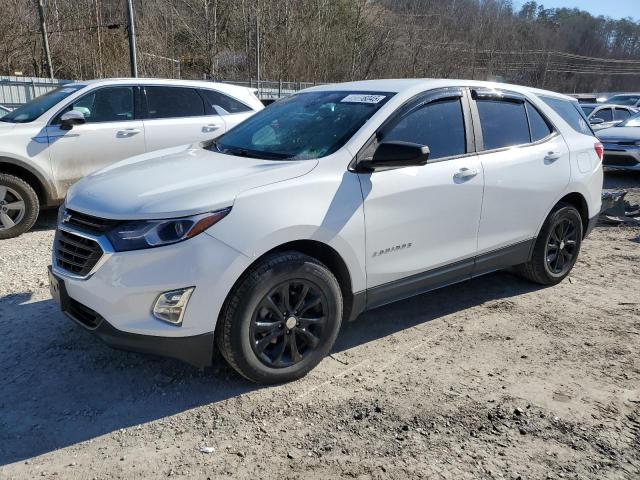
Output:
250,280,328,368
545,217,579,276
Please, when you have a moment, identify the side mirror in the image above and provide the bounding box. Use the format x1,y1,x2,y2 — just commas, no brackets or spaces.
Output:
589,117,605,125
359,141,430,171
59,110,86,130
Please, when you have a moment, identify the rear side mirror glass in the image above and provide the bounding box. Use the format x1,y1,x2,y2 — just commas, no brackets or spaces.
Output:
359,141,430,171
59,109,86,130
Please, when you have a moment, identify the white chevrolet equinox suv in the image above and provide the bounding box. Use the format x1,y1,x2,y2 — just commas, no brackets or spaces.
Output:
0,78,262,238
49,79,603,383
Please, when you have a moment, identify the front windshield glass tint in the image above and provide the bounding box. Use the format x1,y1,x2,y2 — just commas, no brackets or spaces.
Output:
214,91,394,160
621,112,640,127
607,95,640,106
0,85,85,123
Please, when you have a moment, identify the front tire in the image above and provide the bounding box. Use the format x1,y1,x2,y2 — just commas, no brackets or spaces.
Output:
0,174,39,240
516,203,583,285
216,251,343,384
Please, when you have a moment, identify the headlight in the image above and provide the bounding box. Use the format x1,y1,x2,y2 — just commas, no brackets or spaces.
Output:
106,207,231,252
57,202,67,226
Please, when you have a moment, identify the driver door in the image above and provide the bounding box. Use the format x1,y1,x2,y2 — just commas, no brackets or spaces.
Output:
45,85,146,192
358,89,484,308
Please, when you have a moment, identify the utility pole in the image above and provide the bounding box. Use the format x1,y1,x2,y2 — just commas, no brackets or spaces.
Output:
256,8,260,91
36,0,54,79
126,0,138,77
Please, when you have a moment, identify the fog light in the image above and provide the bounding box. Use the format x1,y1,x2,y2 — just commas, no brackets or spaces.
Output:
152,287,195,325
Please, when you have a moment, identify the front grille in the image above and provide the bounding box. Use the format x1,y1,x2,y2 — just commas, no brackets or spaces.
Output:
64,209,119,234
603,154,639,167
54,229,103,276
67,297,103,329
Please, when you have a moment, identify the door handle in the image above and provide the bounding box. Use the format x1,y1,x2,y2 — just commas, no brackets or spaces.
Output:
544,151,562,162
117,128,141,137
453,167,479,180
202,124,220,133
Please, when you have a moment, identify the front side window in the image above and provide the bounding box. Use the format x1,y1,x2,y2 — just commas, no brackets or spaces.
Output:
581,106,596,116
54,86,134,124
607,95,640,106
477,99,530,150
200,89,252,114
1,85,85,123
214,91,393,160
383,98,466,160
145,87,205,119
540,96,593,135
615,108,632,121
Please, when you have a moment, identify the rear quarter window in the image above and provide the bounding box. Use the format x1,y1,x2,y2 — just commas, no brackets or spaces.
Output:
540,96,593,136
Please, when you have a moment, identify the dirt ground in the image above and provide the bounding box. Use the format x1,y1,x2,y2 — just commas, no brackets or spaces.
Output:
1,172,639,480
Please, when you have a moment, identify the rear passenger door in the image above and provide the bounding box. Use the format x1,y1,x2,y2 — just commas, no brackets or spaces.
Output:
142,86,226,152
470,89,570,273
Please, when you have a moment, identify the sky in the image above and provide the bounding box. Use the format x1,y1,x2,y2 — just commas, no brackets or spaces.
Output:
514,0,638,21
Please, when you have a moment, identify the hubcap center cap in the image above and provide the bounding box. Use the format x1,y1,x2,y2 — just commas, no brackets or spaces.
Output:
285,316,297,329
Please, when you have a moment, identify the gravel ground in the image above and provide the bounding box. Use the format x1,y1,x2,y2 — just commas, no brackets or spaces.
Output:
1,172,639,480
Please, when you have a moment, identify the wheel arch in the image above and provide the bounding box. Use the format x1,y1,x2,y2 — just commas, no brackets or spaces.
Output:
221,239,362,326
556,191,589,237
0,158,56,207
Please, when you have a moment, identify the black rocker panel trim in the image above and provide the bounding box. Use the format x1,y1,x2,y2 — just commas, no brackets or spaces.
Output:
363,239,535,312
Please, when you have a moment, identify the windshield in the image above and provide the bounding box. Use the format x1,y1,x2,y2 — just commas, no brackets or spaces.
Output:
581,106,596,116
0,85,85,123
213,91,394,160
620,111,640,127
606,95,640,106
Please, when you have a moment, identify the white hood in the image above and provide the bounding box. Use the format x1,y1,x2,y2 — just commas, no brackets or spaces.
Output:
66,145,318,220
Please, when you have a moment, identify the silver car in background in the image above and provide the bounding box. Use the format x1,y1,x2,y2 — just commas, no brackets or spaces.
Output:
580,103,638,131
596,112,640,171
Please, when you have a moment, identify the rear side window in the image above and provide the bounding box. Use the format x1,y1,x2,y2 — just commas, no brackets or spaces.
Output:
200,89,252,114
383,98,466,160
540,96,592,135
615,108,632,120
526,102,553,142
477,100,529,150
145,87,205,119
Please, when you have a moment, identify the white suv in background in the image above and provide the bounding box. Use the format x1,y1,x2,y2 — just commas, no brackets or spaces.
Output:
0,78,263,238
49,79,603,383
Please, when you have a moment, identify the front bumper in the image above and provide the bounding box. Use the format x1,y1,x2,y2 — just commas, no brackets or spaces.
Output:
50,267,215,367
601,143,640,171
50,224,252,365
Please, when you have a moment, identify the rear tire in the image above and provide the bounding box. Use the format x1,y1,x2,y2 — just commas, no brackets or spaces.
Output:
216,251,343,384
516,203,583,285
0,174,39,240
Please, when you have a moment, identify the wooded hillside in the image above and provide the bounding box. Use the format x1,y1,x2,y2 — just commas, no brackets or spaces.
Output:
2,0,639,92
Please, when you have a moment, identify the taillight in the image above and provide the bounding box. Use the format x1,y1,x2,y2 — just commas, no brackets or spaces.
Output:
594,143,604,161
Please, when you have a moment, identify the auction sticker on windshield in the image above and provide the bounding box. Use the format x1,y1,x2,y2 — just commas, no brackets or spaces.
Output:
341,94,386,104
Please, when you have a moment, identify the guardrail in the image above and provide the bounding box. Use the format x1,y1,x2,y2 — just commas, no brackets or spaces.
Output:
0,77,322,107
0,76,70,108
